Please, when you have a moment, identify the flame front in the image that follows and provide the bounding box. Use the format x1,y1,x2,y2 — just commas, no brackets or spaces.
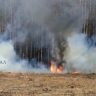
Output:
50,58,64,73
50,58,79,74
70,70,79,74
51,58,55,73
51,63,54,72
57,66,64,73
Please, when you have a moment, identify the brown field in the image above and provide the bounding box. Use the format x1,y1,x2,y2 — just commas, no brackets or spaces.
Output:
0,72,96,96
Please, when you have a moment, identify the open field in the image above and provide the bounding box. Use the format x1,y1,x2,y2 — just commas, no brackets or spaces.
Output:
0,72,96,96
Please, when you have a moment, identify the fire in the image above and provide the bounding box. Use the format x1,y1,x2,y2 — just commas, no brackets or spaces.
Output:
50,58,56,73
57,66,64,73
74,71,79,74
51,63,54,72
50,58,55,73
69,70,79,74
50,58,64,73
50,58,79,74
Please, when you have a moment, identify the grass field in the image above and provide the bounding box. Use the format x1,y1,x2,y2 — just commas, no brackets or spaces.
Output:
0,72,96,96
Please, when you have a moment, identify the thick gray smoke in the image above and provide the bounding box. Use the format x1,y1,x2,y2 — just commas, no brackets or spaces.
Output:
0,0,96,73
66,33,96,73
0,0,87,43
0,39,49,73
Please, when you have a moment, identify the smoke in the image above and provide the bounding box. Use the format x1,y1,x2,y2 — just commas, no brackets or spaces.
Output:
0,0,87,43
66,33,96,73
43,0,88,66
0,40,49,73
0,0,96,73
0,0,52,73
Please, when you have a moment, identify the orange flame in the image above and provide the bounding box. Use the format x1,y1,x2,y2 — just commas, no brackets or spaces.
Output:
69,70,79,74
50,58,64,73
50,58,55,73
57,66,64,73
50,58,79,74
74,71,79,74
50,58,54,73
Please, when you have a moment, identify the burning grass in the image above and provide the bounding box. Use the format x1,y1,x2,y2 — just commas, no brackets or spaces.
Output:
0,72,96,96
50,58,64,73
50,58,78,74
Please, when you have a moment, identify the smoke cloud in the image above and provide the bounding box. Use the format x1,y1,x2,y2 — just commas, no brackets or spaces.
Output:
66,33,96,73
0,40,49,73
0,0,95,73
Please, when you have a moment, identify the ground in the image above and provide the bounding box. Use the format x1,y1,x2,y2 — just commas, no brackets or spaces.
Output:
0,72,96,96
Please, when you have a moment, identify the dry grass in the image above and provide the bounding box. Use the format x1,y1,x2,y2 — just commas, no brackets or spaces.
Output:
0,71,96,96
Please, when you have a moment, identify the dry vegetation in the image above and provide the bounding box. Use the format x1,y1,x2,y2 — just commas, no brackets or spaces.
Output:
0,72,96,96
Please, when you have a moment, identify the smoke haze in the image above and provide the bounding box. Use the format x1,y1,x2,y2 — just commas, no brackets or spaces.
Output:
66,33,96,73
0,40,49,73
0,0,95,73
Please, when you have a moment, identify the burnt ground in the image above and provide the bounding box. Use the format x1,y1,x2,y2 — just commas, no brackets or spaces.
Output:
0,72,96,96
